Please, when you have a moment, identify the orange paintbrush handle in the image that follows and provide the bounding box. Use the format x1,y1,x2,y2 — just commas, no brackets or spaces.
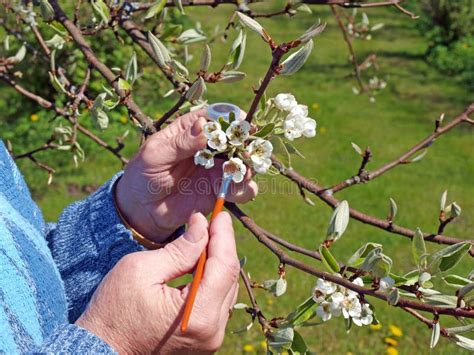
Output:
181,197,226,333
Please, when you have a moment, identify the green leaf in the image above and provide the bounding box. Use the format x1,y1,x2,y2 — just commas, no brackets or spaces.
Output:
40,0,55,21
280,40,313,75
218,116,230,131
412,227,427,269
429,242,470,272
443,275,472,289
270,136,291,169
118,78,131,91
283,141,305,159
389,273,408,286
48,71,67,94
319,246,340,273
144,0,167,19
287,297,317,326
268,326,294,351
254,123,275,138
458,283,474,300
173,0,185,14
291,330,308,354
347,243,382,266
91,0,110,23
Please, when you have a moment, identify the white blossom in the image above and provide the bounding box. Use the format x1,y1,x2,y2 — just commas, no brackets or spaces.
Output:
223,157,247,183
312,279,337,303
331,292,362,319
302,117,317,138
274,93,297,111
290,104,308,116
316,301,335,321
379,276,395,292
246,138,273,173
352,303,373,326
194,149,214,169
283,115,303,141
207,130,227,151
283,113,317,141
226,120,250,146
203,121,221,139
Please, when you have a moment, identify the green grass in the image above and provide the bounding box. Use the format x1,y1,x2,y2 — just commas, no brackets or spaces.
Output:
5,3,473,354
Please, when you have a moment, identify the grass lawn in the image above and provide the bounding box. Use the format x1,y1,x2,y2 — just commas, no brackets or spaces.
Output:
6,2,473,354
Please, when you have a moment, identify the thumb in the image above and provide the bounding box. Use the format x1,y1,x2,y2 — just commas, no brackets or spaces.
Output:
153,212,209,283
169,116,207,162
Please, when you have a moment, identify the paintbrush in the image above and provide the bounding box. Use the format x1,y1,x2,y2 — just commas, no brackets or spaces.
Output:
181,168,234,333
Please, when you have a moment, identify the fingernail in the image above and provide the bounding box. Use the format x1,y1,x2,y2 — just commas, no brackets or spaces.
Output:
183,213,206,243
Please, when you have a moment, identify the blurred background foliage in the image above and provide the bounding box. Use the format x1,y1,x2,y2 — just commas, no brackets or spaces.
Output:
0,1,473,354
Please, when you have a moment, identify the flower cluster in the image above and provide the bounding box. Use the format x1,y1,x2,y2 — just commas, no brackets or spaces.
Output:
275,93,317,141
194,94,317,181
194,118,270,180
312,278,374,327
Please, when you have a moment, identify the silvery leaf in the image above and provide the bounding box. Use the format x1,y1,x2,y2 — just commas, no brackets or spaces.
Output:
298,22,326,44
450,202,462,218
8,44,26,63
412,227,427,269
451,334,474,351
48,71,67,94
387,288,399,306
371,23,385,31
185,77,206,101
125,51,138,84
389,198,397,221
430,322,441,348
409,149,428,163
440,190,448,211
347,242,381,266
227,30,246,70
445,324,474,335
177,29,206,44
236,12,270,43
280,39,313,75
148,32,171,68
351,142,362,155
200,44,211,72
218,71,246,83
173,0,185,14
326,200,349,241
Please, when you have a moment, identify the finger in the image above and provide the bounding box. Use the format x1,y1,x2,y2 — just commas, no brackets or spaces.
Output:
149,212,209,283
165,117,208,163
226,179,258,204
214,283,239,345
198,212,240,305
220,282,239,322
163,108,207,138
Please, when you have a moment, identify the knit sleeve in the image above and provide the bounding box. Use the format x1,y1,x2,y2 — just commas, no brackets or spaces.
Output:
45,173,144,322
33,324,116,353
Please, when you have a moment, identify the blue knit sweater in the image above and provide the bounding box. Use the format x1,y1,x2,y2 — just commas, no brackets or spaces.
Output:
0,140,144,353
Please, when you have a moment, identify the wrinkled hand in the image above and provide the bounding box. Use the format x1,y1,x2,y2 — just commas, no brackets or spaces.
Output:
116,109,258,242
76,212,240,354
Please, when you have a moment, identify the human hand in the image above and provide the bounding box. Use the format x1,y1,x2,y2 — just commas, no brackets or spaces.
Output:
116,109,258,242
76,212,239,354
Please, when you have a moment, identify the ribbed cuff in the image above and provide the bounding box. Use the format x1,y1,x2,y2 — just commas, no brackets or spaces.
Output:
35,324,116,353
